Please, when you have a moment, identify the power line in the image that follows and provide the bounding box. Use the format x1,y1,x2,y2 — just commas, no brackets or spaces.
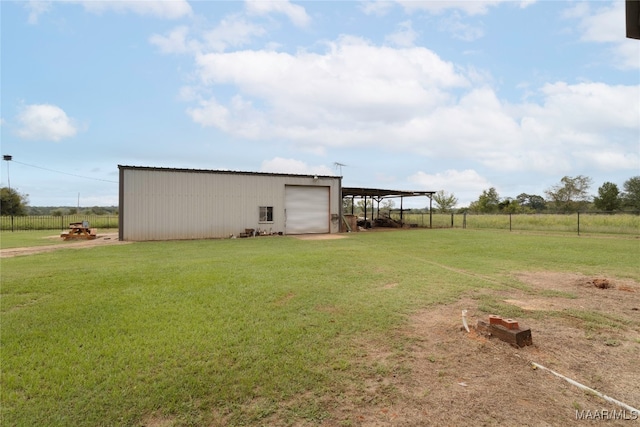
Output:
11,160,118,184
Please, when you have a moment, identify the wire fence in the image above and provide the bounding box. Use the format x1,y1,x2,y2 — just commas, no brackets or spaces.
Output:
1,215,119,231
389,212,640,236
3,212,639,236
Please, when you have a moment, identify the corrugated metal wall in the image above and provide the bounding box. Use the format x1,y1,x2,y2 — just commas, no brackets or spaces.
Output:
120,167,341,241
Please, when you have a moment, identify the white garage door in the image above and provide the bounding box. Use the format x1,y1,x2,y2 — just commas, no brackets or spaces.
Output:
285,185,330,234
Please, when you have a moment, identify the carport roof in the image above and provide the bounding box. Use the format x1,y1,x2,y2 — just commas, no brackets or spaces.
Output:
342,187,435,199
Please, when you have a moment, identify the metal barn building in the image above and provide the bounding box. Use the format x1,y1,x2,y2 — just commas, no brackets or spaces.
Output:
118,165,342,241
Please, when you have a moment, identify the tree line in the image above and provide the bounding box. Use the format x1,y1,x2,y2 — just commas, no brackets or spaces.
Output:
0,187,117,216
434,175,640,214
3,175,639,217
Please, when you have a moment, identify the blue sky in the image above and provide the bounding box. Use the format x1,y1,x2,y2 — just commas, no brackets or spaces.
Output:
1,0,638,208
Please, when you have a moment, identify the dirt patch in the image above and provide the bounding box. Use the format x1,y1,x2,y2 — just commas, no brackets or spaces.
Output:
317,272,640,426
0,233,130,258
138,414,176,427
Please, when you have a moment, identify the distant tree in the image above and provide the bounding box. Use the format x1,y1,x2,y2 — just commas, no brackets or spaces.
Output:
593,182,622,211
544,175,592,212
433,190,458,213
343,198,354,214
622,176,640,211
498,198,523,213
91,206,107,215
378,199,395,216
469,187,500,213
0,187,29,216
516,193,547,212
355,199,373,216
68,207,78,215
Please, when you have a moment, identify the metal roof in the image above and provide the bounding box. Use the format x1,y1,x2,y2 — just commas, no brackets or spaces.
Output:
342,187,435,199
118,165,340,180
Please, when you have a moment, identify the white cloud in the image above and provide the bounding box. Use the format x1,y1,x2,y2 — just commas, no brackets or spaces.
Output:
439,12,485,41
260,157,334,176
245,0,310,28
613,41,640,70
24,1,52,24
151,15,266,55
15,104,78,141
187,95,266,139
363,0,535,17
396,0,515,16
535,82,638,133
575,150,640,171
385,20,418,47
76,0,192,19
566,1,639,70
149,26,199,54
190,36,468,141
360,0,395,16
573,1,619,43
202,15,266,52
408,169,492,206
182,33,638,178
25,0,191,23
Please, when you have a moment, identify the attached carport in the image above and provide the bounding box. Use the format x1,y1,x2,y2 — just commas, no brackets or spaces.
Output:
342,187,436,229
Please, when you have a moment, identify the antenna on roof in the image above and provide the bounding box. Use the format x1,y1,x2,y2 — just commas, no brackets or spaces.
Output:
333,162,347,176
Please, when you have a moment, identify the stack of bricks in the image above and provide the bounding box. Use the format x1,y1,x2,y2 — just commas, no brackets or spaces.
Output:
489,314,520,330
477,314,533,348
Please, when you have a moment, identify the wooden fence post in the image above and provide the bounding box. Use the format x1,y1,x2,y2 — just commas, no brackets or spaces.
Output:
577,212,580,236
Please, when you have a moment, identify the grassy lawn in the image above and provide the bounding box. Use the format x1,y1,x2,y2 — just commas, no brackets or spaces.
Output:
1,229,639,426
0,230,69,249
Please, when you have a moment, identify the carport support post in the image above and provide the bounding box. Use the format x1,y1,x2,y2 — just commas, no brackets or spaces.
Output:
364,196,367,224
400,197,404,223
429,194,433,229
369,197,373,223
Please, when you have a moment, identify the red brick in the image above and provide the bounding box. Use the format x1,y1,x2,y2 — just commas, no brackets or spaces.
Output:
503,319,519,330
489,314,502,325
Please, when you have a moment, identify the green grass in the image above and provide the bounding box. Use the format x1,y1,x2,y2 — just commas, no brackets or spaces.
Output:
395,212,640,235
1,229,639,426
0,230,73,249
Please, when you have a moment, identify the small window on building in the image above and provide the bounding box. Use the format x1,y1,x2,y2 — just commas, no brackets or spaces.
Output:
259,206,273,222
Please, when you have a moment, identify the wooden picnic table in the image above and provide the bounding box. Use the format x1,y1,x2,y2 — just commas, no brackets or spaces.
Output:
61,222,97,240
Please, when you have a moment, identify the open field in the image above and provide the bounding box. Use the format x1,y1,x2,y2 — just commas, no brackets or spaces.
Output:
393,212,640,235
1,229,639,426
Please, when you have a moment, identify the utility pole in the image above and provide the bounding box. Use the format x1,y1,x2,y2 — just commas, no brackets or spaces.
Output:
3,155,12,189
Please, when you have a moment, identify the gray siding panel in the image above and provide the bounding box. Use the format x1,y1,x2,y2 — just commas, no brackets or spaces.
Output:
120,167,341,241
